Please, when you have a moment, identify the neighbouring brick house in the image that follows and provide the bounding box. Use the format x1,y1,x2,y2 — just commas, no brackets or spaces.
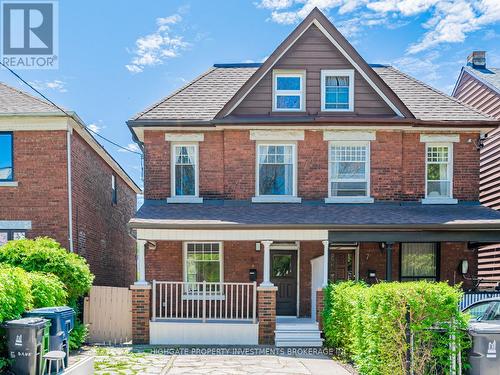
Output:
127,8,500,346
452,52,500,289
0,82,141,287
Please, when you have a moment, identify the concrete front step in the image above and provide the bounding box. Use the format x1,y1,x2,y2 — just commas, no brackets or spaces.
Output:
275,318,323,347
275,338,324,347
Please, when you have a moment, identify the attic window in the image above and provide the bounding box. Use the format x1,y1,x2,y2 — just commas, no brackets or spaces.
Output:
321,70,354,111
273,71,305,111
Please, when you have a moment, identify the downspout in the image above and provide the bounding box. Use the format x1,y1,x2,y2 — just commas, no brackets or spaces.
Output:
67,127,74,252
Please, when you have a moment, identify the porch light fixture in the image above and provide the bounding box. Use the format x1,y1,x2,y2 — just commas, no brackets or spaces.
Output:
379,242,386,252
459,259,469,275
255,242,261,252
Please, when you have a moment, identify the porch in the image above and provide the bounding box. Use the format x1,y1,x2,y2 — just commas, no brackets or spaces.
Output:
129,200,500,346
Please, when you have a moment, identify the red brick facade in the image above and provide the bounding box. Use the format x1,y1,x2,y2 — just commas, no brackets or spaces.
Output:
143,130,480,202
0,129,137,287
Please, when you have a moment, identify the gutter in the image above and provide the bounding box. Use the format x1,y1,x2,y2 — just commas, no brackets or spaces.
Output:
127,221,500,231
66,129,74,252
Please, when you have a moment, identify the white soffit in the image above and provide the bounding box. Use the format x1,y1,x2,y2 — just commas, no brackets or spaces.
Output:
165,133,205,142
323,130,376,141
250,130,305,141
420,134,460,143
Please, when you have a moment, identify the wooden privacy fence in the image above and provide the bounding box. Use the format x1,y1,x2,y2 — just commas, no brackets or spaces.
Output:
83,286,132,344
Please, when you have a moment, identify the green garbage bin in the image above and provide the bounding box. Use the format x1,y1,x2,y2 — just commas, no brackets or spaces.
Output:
3,317,50,375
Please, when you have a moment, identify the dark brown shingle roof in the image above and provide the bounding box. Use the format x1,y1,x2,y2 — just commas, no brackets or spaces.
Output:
373,66,493,121
132,65,494,123
0,82,62,114
130,200,500,229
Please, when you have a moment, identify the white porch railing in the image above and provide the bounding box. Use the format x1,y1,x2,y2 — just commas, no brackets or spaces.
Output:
152,281,257,323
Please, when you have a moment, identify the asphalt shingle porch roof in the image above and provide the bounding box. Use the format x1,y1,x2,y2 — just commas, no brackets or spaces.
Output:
130,200,500,229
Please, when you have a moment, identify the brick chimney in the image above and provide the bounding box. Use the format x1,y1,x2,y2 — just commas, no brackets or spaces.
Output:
467,51,486,69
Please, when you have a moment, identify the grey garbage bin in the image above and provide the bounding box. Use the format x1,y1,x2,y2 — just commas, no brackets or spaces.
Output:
468,321,500,375
3,317,49,375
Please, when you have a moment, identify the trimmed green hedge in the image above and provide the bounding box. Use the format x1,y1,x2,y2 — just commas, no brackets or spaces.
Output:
0,265,32,322
29,272,67,308
323,281,469,375
0,237,93,302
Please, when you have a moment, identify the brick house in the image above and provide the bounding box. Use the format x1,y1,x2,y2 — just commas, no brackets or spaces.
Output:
127,8,500,346
0,82,141,287
452,52,500,288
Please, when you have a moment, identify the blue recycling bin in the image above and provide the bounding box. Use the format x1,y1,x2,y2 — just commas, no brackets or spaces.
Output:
24,306,75,367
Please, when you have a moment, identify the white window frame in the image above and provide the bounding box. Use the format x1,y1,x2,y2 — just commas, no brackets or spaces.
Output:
168,142,202,204
272,70,306,112
326,141,373,203
252,142,301,203
182,241,224,300
321,69,355,112
422,142,457,205
111,174,117,204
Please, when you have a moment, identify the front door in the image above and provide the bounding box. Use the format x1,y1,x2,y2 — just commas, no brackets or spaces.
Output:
271,250,297,316
331,251,355,282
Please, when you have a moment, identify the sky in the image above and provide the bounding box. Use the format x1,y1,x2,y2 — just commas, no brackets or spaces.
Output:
1,0,500,194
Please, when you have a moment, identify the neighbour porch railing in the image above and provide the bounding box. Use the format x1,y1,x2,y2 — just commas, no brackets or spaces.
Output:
152,281,257,323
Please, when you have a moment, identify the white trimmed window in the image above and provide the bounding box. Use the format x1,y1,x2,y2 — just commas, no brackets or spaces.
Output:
327,141,372,203
253,143,300,203
184,242,223,286
423,143,456,204
321,70,354,111
273,71,305,111
169,143,201,203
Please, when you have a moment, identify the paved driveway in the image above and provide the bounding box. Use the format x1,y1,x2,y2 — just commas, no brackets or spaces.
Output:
73,346,354,375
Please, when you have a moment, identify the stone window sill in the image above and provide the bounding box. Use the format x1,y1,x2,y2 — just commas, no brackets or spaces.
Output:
421,197,458,205
167,197,203,204
252,196,302,203
0,181,18,187
325,196,374,204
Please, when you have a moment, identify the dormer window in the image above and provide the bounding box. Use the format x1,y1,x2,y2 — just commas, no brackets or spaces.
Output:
321,70,354,111
273,70,305,111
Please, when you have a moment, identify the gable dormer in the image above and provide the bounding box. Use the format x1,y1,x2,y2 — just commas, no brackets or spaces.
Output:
217,8,412,119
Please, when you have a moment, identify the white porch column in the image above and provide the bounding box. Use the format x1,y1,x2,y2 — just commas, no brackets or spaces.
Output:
322,240,329,287
261,240,274,287
135,239,148,286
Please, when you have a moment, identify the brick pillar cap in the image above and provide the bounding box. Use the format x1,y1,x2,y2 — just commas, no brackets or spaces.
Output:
257,286,278,291
130,284,152,290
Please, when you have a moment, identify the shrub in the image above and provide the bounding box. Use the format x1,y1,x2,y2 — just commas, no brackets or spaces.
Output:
0,237,93,302
323,281,468,375
0,265,32,322
28,272,67,308
69,320,88,351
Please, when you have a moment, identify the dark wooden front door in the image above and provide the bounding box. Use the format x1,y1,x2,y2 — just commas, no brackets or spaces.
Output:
271,250,297,316
331,251,355,282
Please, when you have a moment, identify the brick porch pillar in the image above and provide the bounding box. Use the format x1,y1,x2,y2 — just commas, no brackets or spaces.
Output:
316,288,325,331
130,284,151,344
257,285,278,345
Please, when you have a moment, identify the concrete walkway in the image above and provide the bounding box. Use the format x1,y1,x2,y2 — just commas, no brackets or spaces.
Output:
73,346,354,375
164,354,352,375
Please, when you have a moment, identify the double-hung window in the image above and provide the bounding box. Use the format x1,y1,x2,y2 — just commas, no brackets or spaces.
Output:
254,143,299,202
327,141,372,203
184,242,223,295
273,71,305,111
0,132,13,181
424,143,455,203
400,243,438,281
321,70,354,111
0,230,26,247
170,144,201,202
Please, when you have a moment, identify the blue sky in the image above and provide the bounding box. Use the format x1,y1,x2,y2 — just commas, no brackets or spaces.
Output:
2,0,500,192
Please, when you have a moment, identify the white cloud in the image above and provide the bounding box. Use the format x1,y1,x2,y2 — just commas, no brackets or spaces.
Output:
30,79,67,93
119,143,141,153
255,0,500,54
87,123,102,133
126,13,190,73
